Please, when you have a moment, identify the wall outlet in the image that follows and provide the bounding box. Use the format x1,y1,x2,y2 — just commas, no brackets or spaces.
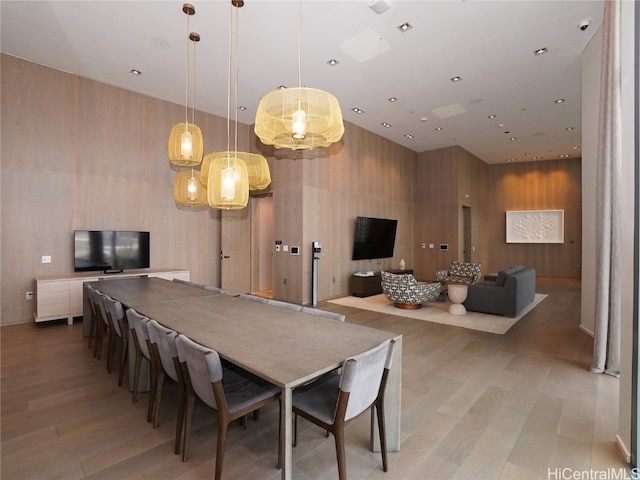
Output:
42,255,52,263
275,245,281,252
26,291,33,300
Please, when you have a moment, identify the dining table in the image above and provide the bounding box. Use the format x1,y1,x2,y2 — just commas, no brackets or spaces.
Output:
87,276,402,480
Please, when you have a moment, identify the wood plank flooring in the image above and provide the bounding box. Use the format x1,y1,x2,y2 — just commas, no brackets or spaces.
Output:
1,279,627,479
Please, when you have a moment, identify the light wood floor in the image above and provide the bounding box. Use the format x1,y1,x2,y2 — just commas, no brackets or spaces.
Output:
1,279,626,480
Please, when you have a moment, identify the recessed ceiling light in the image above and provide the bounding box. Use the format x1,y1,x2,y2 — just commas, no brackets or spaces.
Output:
278,85,287,89
573,145,580,149
327,58,339,66
404,134,414,139
509,137,517,141
420,117,428,122
505,158,517,162
238,106,247,111
435,127,443,131
129,69,142,76
532,156,543,160
554,98,565,103
397,22,413,32
450,76,462,82
381,122,392,128
565,127,574,131
351,107,364,114
534,47,548,56
388,97,398,102
559,154,570,158
488,114,496,119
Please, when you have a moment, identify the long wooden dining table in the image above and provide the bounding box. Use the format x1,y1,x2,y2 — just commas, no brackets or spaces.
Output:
88,277,402,480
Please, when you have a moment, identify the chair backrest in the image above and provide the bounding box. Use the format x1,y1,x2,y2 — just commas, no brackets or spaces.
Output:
102,294,126,337
175,334,222,410
126,308,151,360
267,299,302,311
203,285,225,294
238,293,269,304
301,306,345,322
339,339,396,421
147,319,180,382
92,290,111,328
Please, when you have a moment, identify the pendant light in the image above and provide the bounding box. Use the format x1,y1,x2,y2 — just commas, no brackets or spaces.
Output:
206,0,255,210
254,1,344,150
174,169,207,207
168,4,203,167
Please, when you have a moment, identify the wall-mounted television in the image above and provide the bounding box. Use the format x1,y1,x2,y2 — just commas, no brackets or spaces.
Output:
352,217,398,260
74,230,150,273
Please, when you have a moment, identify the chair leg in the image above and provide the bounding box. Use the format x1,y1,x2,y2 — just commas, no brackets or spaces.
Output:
277,398,283,469
293,413,298,447
153,371,165,429
117,335,127,387
94,323,103,358
333,424,347,480
182,392,196,462
375,401,388,472
88,314,96,350
175,380,187,455
132,351,142,403
214,420,229,480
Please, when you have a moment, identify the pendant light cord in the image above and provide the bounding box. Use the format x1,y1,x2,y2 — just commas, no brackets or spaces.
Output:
297,0,302,88
184,12,190,124
226,1,232,164
234,3,239,156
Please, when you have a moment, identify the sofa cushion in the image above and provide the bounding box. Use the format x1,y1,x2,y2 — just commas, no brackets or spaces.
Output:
496,267,517,286
511,265,524,273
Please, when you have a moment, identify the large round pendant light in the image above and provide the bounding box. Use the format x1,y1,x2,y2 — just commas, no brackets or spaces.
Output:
254,87,344,150
174,170,207,207
168,4,203,167
254,1,344,150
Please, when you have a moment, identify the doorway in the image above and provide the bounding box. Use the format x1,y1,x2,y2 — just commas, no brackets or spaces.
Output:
251,194,274,298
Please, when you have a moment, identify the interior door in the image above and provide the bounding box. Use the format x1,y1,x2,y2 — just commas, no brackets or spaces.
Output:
220,208,251,295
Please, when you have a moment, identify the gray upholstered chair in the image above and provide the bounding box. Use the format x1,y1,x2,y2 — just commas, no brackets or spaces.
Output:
238,293,269,303
381,271,441,309
267,298,303,311
435,261,482,284
292,339,396,480
102,294,129,386
147,319,185,456
84,284,99,350
90,289,110,360
126,308,155,421
301,306,345,322
175,334,281,478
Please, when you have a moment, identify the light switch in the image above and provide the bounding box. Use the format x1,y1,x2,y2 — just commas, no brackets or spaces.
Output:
283,245,289,252
42,255,52,263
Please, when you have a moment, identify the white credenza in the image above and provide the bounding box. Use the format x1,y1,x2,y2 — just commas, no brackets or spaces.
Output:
33,269,190,324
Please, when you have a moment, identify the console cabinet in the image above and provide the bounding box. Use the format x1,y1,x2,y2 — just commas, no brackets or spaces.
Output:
34,269,190,324
349,269,413,297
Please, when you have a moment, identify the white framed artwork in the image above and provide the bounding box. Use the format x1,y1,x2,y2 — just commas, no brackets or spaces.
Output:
506,210,564,244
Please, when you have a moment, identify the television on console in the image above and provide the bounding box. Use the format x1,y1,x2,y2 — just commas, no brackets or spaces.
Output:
351,216,398,261
74,230,150,273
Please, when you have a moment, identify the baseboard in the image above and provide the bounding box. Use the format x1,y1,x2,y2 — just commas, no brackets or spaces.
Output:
579,324,595,337
616,434,631,464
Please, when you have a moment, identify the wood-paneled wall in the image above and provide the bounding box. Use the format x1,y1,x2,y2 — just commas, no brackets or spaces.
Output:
0,54,242,325
487,159,582,278
1,54,583,324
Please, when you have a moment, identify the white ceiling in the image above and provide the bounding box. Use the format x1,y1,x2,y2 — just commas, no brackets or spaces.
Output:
0,0,604,164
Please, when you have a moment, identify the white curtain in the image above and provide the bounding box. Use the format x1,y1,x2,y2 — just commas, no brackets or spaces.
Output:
591,0,622,377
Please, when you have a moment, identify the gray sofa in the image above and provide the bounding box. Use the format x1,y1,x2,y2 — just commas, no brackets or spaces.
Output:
462,265,536,317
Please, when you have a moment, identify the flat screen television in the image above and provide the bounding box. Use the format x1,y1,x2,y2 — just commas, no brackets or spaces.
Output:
74,230,150,273
352,217,398,260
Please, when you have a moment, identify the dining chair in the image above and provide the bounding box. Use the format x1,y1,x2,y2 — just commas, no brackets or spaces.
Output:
91,290,111,362
102,294,129,386
266,299,303,311
175,333,281,478
292,338,396,480
126,308,156,420
147,319,185,455
238,293,269,303
84,284,99,350
301,306,345,322
203,285,225,294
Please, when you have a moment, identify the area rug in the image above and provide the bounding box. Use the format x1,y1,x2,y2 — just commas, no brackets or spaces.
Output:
328,293,547,334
